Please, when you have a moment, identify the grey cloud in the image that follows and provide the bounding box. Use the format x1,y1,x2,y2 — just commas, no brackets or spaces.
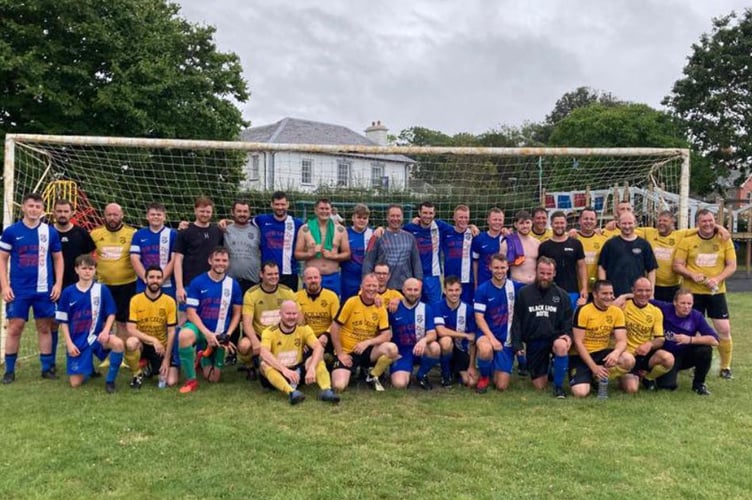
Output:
177,0,751,136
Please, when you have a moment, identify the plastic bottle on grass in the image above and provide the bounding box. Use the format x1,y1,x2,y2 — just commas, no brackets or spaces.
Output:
597,377,609,400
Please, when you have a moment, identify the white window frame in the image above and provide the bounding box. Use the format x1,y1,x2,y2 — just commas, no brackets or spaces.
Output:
337,160,351,187
301,158,313,185
249,154,260,180
371,162,385,188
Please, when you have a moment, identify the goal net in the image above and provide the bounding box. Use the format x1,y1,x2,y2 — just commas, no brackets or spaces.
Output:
2,134,690,361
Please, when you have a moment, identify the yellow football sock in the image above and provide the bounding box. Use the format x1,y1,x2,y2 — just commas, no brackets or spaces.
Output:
608,365,629,381
718,338,733,370
315,361,331,390
124,350,141,374
264,367,293,394
645,363,670,381
370,354,394,378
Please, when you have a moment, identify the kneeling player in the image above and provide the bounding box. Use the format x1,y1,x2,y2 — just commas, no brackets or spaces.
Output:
435,277,477,388
126,266,178,388
177,247,242,393
474,255,524,393
618,277,674,393
510,258,573,398
389,278,440,390
56,255,125,393
330,273,399,392
259,301,340,405
570,280,635,398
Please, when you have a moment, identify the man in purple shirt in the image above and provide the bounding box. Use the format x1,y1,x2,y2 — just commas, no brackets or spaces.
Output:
652,288,719,395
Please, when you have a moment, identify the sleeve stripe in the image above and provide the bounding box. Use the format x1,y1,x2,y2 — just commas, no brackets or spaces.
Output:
186,298,199,307
0,241,12,251
474,303,486,313
55,311,68,322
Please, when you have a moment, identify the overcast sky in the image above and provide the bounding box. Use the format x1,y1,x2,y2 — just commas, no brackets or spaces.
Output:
176,0,749,137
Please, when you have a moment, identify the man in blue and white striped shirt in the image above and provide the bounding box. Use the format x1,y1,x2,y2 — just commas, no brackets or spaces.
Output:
0,193,64,384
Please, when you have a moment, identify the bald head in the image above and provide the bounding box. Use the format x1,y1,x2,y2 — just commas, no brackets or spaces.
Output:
104,203,124,230
618,211,635,236
279,300,299,328
632,277,652,306
302,266,322,294
402,278,422,305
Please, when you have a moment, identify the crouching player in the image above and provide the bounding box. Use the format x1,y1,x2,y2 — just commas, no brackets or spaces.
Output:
56,255,125,393
435,276,477,388
618,277,674,393
177,247,242,393
510,257,573,398
126,266,178,388
330,273,399,392
570,280,635,398
389,278,441,390
474,254,524,393
259,300,340,405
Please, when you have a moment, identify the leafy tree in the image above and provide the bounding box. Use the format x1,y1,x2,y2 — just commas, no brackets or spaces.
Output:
1,0,248,139
1,0,249,217
664,10,752,181
546,86,622,126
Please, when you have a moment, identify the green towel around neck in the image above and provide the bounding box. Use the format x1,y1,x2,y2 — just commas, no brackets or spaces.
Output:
308,217,335,257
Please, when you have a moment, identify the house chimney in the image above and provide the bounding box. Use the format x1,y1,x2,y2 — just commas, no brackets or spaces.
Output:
365,120,388,146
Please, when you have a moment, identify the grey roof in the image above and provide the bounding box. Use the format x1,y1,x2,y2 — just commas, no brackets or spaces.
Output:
240,117,413,163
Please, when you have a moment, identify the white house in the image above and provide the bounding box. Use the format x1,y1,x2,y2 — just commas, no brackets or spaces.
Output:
239,118,414,193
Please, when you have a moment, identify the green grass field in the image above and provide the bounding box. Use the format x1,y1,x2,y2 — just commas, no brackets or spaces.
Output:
2,294,751,499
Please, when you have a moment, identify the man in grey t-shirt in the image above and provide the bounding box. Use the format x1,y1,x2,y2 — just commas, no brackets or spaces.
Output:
224,200,261,365
225,200,261,293
362,204,422,290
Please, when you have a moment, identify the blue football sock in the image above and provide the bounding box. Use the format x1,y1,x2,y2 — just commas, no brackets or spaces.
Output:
440,353,452,378
417,356,439,379
107,351,124,384
553,354,568,388
477,357,492,378
4,353,18,373
51,329,59,363
517,353,527,367
40,353,54,372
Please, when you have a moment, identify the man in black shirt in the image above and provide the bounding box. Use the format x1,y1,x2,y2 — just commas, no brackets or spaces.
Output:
52,199,97,373
538,211,588,311
510,257,573,398
174,197,224,312
598,212,657,296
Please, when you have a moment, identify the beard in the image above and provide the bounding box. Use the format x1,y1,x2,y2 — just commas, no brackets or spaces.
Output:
537,279,552,289
148,283,162,293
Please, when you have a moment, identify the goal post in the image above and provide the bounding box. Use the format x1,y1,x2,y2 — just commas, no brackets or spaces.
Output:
1,133,690,361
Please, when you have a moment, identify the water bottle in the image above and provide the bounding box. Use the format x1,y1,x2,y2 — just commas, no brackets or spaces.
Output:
597,377,609,400
289,367,302,390
158,375,167,389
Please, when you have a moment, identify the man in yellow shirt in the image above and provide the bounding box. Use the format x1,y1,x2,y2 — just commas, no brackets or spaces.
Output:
295,266,340,363
531,207,552,242
90,203,137,340
576,206,608,293
258,300,340,405
617,277,674,393
126,266,178,388
237,261,295,375
570,279,634,398
673,208,737,379
373,262,403,310
330,273,398,391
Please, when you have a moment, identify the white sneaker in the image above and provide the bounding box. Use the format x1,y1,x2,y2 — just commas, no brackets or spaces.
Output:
366,373,385,392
